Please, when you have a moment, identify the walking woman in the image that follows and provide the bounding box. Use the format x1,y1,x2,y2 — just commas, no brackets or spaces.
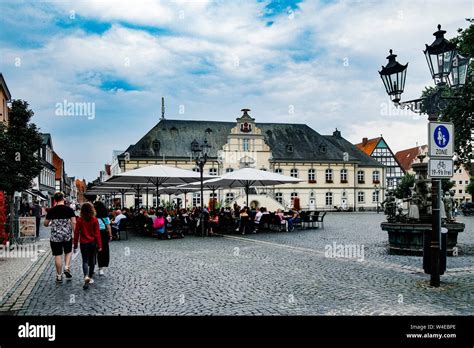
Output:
94,201,112,276
73,202,102,289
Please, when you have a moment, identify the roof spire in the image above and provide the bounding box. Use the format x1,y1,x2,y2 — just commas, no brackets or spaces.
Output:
160,97,165,121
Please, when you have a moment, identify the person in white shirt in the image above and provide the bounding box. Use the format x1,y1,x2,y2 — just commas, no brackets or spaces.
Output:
114,210,127,227
254,207,267,233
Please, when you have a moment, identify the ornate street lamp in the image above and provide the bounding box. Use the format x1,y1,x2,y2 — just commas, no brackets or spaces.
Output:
379,50,408,103
448,53,470,90
378,24,471,288
424,25,457,85
374,184,380,214
192,138,211,237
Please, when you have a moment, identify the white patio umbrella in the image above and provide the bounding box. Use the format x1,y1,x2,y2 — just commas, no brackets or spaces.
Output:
87,182,157,208
193,168,302,207
105,165,215,206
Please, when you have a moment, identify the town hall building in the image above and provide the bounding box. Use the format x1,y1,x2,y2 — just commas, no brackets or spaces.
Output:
116,109,385,211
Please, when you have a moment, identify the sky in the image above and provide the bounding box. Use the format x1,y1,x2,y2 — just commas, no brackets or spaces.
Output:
0,0,472,181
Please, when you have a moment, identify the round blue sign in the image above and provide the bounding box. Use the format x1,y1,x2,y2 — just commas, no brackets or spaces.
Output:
434,125,449,148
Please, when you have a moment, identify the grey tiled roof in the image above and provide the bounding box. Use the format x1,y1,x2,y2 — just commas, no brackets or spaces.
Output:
119,119,382,167
324,134,383,167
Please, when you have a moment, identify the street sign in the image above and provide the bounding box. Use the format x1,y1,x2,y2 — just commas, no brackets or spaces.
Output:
19,217,36,238
428,122,454,158
428,158,453,178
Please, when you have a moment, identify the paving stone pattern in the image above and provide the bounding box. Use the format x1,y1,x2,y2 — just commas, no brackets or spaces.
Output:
1,213,473,315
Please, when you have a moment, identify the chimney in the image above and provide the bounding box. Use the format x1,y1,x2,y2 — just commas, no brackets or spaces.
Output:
160,97,165,121
333,128,341,138
362,137,368,145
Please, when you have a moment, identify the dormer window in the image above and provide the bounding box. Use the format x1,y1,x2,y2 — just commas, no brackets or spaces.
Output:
319,143,327,153
205,127,212,134
191,139,200,152
170,126,178,132
152,140,160,152
286,144,293,153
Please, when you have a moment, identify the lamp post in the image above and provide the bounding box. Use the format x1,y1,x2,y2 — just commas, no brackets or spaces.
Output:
374,184,380,213
192,138,211,237
378,24,470,287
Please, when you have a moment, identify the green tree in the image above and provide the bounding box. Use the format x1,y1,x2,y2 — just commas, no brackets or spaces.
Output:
466,177,474,200
0,100,43,241
394,173,415,199
421,20,474,166
441,179,456,193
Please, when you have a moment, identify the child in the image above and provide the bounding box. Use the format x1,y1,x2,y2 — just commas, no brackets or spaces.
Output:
74,202,102,289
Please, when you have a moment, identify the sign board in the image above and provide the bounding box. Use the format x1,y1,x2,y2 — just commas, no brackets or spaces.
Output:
19,217,36,238
428,122,454,158
428,159,453,178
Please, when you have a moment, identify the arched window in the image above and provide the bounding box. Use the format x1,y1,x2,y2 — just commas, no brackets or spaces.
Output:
274,168,283,174
226,168,234,173
290,168,299,178
290,192,298,201
358,191,365,203
308,169,316,182
209,168,218,176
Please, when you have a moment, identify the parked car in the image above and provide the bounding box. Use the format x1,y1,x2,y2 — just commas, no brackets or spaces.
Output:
461,202,474,216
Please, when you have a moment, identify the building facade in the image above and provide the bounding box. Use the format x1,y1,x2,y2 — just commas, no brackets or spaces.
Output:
53,151,65,193
116,109,385,211
37,134,56,207
0,73,11,126
355,137,405,191
395,145,471,204
0,73,11,242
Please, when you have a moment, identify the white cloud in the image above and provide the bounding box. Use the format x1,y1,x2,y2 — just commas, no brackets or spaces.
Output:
1,0,471,180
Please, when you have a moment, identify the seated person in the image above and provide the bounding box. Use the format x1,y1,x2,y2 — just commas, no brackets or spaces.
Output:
275,209,288,231
286,210,300,232
152,211,166,238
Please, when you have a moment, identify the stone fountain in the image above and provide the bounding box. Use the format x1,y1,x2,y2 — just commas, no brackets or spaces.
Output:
380,155,465,255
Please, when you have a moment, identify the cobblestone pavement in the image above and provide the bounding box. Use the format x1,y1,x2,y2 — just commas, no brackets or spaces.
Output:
1,213,473,315
0,218,49,304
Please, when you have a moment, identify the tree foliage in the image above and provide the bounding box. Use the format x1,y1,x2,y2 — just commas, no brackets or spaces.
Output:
394,173,415,199
422,20,474,166
466,177,474,199
441,179,456,193
0,100,43,195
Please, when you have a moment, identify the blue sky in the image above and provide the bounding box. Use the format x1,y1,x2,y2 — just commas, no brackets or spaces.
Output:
0,0,472,181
